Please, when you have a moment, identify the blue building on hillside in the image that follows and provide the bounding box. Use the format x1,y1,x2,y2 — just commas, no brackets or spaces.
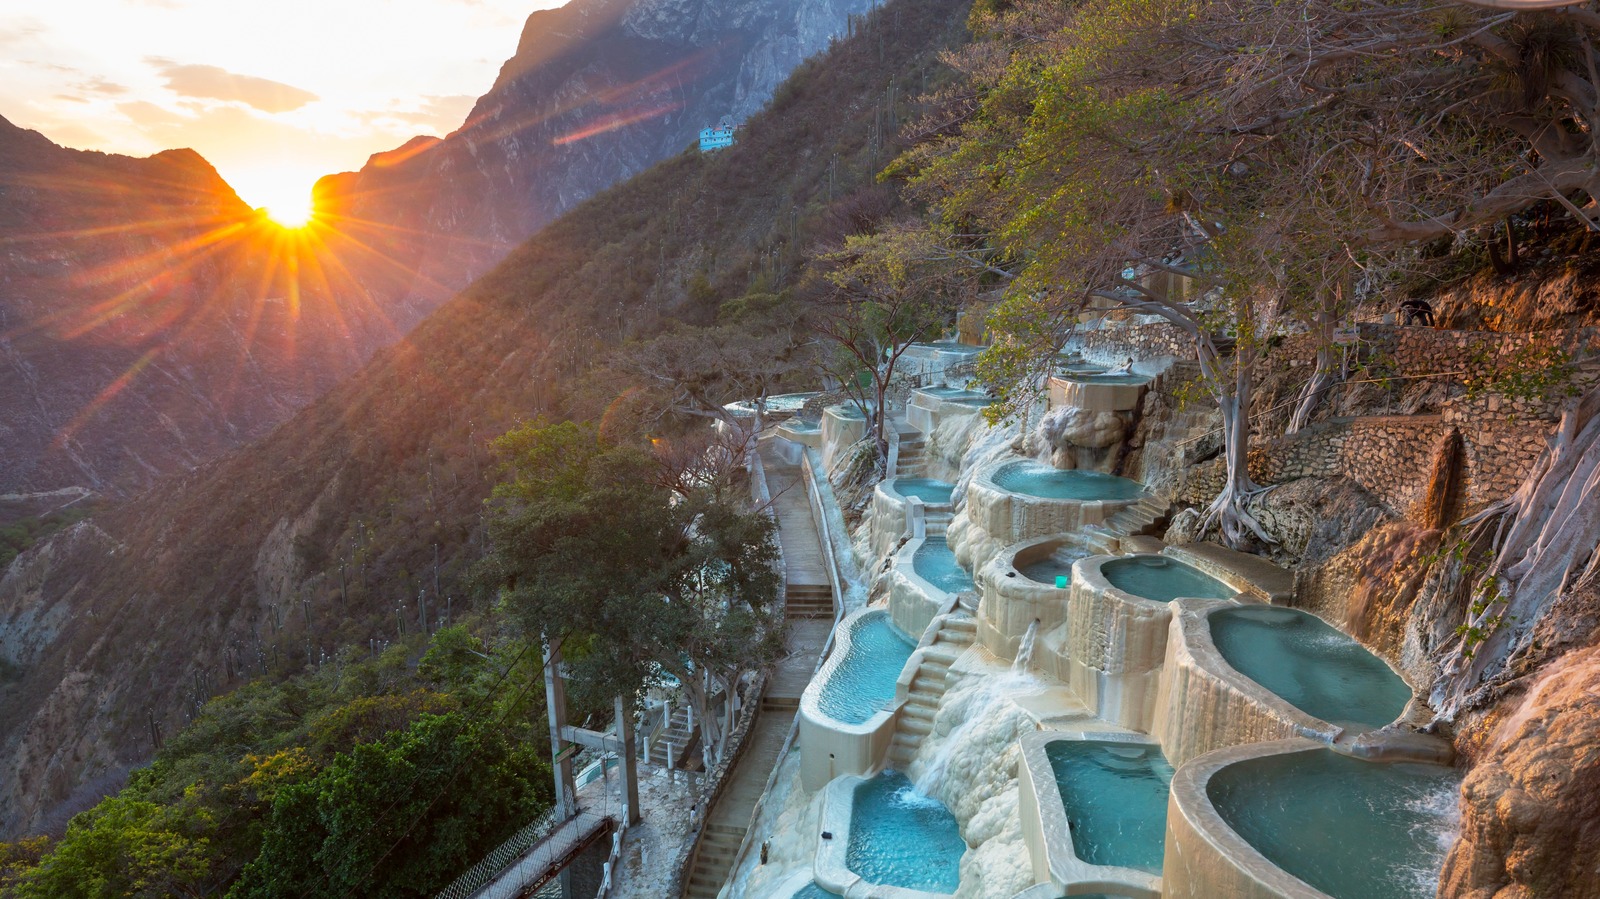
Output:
699,115,736,152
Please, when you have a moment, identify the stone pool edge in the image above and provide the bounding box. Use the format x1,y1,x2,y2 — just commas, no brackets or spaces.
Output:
814,775,955,899
1017,729,1164,899
799,608,918,791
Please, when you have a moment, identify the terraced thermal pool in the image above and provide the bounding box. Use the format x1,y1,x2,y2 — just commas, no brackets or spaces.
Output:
846,772,966,893
893,477,955,505
1102,554,1235,602
790,884,842,899
1018,545,1092,586
913,537,975,594
1062,372,1150,386
723,392,815,415
991,462,1145,501
1207,750,1461,899
1046,740,1173,873
816,613,916,725
1209,606,1412,730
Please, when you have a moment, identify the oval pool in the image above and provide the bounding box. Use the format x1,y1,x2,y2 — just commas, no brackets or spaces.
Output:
991,461,1145,501
1210,605,1412,731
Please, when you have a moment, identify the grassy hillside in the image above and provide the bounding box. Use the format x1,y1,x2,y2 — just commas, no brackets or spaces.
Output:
0,0,973,839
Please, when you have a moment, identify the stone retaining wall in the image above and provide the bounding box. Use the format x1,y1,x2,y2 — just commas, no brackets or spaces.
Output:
1247,415,1547,516
1066,322,1194,366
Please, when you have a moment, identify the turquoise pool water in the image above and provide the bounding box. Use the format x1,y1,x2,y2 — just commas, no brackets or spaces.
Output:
785,419,822,432
893,477,955,505
924,341,983,353
1063,372,1150,386
829,402,869,420
816,614,916,725
847,772,966,893
790,884,842,899
1208,750,1460,899
913,537,975,594
1210,606,1412,730
1101,555,1235,602
724,393,815,415
991,462,1145,501
918,386,983,398
1046,740,1173,873
1018,545,1091,586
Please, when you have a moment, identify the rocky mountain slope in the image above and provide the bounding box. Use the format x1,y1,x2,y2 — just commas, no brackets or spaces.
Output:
311,0,882,368
1,0,874,501
0,118,397,498
0,0,967,837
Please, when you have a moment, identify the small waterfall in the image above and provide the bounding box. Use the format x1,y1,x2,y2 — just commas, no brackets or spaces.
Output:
1012,620,1039,674
913,671,1038,799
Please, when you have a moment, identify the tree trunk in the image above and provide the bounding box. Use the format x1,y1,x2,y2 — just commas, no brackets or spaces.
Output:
1202,343,1274,548
1432,386,1600,719
1289,315,1336,434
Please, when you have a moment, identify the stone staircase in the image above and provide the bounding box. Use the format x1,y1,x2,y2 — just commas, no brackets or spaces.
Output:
923,507,954,537
1095,494,1176,539
896,431,927,477
786,583,834,620
682,822,745,899
887,615,977,770
649,705,698,769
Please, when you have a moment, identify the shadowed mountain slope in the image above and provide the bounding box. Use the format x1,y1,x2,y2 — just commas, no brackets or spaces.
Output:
0,0,971,836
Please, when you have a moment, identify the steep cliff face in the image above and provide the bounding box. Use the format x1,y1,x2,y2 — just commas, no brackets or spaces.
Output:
316,0,877,328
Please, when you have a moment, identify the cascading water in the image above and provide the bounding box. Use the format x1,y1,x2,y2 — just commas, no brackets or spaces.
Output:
1012,620,1040,674
913,671,1040,798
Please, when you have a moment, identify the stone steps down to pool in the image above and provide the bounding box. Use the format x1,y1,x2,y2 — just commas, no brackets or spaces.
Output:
1163,739,1461,899
1064,553,1248,733
800,610,920,791
895,432,927,478
1153,600,1421,768
816,771,968,898
869,477,957,561
1018,731,1169,899
788,583,836,620
1081,494,1177,545
886,616,977,770
974,534,1095,667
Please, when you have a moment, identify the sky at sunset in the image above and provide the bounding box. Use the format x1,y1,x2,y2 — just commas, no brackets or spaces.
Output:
0,0,567,218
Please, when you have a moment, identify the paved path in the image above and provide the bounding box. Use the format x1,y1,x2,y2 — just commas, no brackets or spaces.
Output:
680,440,835,899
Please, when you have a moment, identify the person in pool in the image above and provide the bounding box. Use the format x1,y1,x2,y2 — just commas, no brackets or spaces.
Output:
1106,357,1135,375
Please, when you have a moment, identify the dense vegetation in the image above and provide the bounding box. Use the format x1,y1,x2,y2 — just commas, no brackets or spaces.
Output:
1,629,552,897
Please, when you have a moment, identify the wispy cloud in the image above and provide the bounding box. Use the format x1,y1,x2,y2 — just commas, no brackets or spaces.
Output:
145,58,319,113
75,76,128,95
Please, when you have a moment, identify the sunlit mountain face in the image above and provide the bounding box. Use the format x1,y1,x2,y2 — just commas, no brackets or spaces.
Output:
0,116,431,496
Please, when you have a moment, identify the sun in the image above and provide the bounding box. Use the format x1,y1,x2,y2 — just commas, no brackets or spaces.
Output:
262,196,315,228
233,169,318,229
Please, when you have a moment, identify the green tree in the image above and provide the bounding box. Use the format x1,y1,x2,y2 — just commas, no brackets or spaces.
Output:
479,420,782,764
812,222,971,470
9,795,214,899
227,712,550,899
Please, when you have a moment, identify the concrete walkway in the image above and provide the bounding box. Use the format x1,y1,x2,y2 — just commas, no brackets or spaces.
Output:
680,441,834,899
